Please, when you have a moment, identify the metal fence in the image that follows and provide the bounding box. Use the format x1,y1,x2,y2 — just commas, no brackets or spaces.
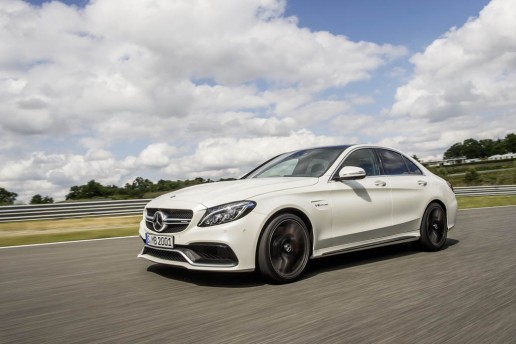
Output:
0,185,514,223
0,199,150,223
453,185,516,196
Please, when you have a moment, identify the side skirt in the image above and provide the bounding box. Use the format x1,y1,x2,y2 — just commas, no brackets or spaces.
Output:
313,232,419,258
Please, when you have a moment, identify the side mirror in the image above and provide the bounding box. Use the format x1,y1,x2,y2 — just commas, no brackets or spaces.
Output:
336,166,366,180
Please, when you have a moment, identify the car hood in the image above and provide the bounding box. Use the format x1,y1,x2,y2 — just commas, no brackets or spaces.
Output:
147,177,318,210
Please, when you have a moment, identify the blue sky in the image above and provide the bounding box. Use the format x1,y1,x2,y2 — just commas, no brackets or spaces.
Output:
1,0,514,201
285,1,490,48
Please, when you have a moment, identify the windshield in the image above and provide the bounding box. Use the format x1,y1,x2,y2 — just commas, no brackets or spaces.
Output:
244,147,347,178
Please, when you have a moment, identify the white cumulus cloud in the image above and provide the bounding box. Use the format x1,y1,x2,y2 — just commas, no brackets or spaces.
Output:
0,0,407,201
387,0,516,156
7,0,514,201
391,0,516,122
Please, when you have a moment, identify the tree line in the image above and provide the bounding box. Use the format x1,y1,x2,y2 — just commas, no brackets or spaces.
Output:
64,177,212,200
0,176,221,205
443,133,516,159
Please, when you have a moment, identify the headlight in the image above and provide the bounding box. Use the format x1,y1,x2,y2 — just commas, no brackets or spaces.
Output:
198,200,256,227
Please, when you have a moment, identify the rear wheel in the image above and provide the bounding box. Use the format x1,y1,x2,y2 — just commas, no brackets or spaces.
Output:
258,213,310,284
418,203,447,251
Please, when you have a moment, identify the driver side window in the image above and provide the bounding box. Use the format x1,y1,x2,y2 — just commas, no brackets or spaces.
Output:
340,149,380,176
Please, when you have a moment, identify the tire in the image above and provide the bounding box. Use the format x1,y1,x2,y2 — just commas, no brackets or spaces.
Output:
418,203,448,251
258,213,310,284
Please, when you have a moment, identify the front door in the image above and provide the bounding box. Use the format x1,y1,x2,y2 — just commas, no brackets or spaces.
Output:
327,148,393,248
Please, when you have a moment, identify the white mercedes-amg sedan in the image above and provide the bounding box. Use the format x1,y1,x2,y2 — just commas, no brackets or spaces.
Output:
138,144,457,283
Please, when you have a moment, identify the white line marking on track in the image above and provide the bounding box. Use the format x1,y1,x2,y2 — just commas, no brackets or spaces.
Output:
0,235,139,250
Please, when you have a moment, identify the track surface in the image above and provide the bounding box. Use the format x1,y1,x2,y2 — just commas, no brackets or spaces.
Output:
1,207,515,344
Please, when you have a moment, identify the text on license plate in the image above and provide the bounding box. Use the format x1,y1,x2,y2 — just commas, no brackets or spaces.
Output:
146,234,174,249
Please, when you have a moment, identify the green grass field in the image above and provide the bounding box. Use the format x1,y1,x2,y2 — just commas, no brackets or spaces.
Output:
427,160,516,187
1,196,515,247
0,216,141,247
457,195,516,209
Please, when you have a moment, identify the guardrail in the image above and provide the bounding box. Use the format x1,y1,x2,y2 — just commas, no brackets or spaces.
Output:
453,185,516,196
0,199,151,223
0,185,514,223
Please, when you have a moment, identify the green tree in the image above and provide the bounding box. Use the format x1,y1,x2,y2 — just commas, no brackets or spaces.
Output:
461,139,484,159
0,187,18,205
64,176,213,200
479,139,495,157
442,133,516,159
443,142,463,159
505,133,516,153
123,177,155,197
66,185,81,200
131,177,154,193
30,194,54,204
492,139,507,155
86,180,109,198
66,180,112,200
154,179,188,192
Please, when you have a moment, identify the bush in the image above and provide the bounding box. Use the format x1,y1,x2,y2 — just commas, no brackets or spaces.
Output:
464,168,481,185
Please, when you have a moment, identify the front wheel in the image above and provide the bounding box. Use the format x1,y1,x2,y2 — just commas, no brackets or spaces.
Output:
418,203,448,251
258,214,310,284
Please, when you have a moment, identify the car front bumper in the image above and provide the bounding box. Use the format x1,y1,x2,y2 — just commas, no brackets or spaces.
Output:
138,210,265,272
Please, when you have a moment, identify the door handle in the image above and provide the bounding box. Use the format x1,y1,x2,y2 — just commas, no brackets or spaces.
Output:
374,180,387,187
418,180,427,186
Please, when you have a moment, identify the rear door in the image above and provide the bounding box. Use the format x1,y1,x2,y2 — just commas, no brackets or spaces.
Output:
376,149,430,233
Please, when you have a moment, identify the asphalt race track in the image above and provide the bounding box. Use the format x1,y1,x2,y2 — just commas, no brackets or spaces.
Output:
1,207,515,344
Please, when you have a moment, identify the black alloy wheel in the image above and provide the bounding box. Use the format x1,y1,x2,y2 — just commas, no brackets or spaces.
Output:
258,213,310,284
418,203,448,251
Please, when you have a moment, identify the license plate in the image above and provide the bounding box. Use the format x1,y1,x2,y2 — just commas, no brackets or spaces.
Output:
146,233,174,249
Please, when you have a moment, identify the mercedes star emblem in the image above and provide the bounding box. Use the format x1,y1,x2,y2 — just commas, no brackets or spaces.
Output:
152,211,168,232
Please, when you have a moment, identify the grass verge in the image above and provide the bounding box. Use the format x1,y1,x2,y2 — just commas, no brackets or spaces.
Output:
0,216,141,248
457,195,516,209
0,227,137,247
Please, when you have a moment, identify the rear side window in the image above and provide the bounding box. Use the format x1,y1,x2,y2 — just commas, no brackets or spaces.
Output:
403,156,423,175
377,149,409,175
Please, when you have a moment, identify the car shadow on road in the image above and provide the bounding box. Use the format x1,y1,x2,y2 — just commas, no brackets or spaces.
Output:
304,238,459,280
146,264,265,288
146,239,459,287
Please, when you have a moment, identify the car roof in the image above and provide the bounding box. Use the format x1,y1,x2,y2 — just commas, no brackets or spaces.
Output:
288,144,355,152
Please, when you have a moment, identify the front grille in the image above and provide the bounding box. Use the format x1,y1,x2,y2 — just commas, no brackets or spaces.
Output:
145,208,194,233
142,246,188,263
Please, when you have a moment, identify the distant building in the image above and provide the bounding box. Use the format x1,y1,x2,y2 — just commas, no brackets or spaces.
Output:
425,157,467,167
424,152,515,166
488,152,516,160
